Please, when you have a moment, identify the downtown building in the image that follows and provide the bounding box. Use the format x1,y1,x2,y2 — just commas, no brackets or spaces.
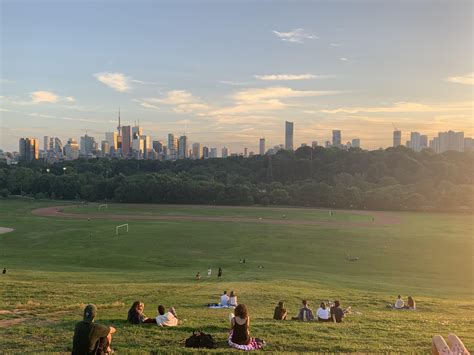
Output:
19,138,39,162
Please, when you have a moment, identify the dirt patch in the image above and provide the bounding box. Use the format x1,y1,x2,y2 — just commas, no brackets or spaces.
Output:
0,227,14,234
32,206,401,228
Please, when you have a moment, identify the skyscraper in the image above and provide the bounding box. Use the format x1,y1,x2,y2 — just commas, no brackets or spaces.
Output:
244,147,248,157
351,138,360,148
285,121,293,150
420,135,428,151
152,140,164,154
192,142,201,159
64,138,79,160
80,134,97,156
121,126,132,156
393,130,401,147
210,148,217,158
105,132,117,152
259,138,265,155
410,132,421,152
437,130,464,153
43,136,49,152
332,130,341,147
178,135,188,159
202,146,209,159
19,138,39,162
168,134,178,160
222,147,228,158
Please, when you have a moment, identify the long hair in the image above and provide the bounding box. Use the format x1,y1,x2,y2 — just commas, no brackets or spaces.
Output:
234,304,248,319
320,302,326,309
129,301,141,313
408,296,415,308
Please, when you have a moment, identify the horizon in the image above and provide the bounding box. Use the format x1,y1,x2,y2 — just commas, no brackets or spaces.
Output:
1,0,473,153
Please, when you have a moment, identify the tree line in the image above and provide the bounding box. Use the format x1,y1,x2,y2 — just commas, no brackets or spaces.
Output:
1,146,473,212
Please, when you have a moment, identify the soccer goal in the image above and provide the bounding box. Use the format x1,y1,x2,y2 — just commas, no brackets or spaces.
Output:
98,204,108,211
116,223,129,236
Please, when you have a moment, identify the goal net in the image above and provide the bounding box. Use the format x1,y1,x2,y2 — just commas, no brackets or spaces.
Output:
98,204,108,210
116,223,129,236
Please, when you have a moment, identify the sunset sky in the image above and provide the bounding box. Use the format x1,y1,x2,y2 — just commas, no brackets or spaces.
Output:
1,0,473,153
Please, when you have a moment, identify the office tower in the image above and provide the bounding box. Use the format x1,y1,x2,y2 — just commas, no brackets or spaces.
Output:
437,131,464,153
464,137,474,152
101,141,110,157
132,123,143,138
311,141,318,148
152,140,164,154
132,136,144,158
19,138,39,162
64,138,80,160
222,147,228,158
393,130,402,147
332,130,341,147
210,148,217,158
192,142,201,159
105,132,118,151
351,138,360,148
420,135,428,151
202,146,209,159
168,133,178,160
409,132,421,152
285,121,294,150
80,134,97,156
178,135,188,159
43,136,49,151
259,138,265,155
121,126,132,156
244,147,248,157
325,141,331,148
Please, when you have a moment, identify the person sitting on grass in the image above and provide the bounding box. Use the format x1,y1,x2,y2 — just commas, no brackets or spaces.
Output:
73,304,116,355
220,290,229,307
431,334,470,355
273,301,287,320
228,304,265,350
407,296,416,310
155,305,179,327
127,301,155,324
229,291,238,307
317,302,331,322
292,300,314,321
195,272,201,280
393,295,405,309
330,300,351,323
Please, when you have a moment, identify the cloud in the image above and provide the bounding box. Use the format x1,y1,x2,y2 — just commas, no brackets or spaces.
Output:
94,72,131,92
340,57,348,61
30,91,75,104
330,43,342,47
1,79,16,84
137,90,210,113
272,28,318,43
218,80,249,86
130,79,159,85
254,74,318,81
320,101,473,114
446,72,474,85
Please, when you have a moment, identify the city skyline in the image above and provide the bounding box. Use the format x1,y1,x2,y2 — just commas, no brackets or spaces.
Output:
1,1,473,152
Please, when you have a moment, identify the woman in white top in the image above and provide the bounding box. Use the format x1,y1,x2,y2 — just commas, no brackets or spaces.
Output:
317,302,330,322
229,291,238,307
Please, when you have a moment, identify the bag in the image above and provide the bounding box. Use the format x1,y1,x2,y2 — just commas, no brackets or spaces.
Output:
185,330,216,349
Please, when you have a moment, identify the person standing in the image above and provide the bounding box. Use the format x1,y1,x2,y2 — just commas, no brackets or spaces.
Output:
207,266,212,277
72,304,116,355
218,267,223,280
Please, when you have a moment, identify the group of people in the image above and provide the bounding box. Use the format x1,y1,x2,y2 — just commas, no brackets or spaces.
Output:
273,300,351,323
127,301,179,327
220,290,238,307
196,267,223,280
390,295,416,310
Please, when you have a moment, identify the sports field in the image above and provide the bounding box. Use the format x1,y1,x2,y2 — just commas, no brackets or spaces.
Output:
0,200,472,353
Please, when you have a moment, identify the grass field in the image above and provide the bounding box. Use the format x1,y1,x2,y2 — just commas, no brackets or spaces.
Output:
0,200,473,353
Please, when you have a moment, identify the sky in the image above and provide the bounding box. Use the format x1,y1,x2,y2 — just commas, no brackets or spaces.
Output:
1,0,473,153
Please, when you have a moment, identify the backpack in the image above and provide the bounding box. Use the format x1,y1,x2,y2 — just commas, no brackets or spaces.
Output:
185,330,216,349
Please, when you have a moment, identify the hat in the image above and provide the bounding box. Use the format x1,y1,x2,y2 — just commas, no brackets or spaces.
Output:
83,304,97,322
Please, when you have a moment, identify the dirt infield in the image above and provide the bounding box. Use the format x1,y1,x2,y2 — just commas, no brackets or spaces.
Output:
0,227,14,235
32,205,401,228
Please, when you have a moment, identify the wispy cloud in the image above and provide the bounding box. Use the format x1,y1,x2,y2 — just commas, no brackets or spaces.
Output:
29,112,113,124
272,28,317,43
218,80,249,86
446,72,474,85
137,90,210,113
30,91,75,103
320,101,473,114
340,57,348,62
0,79,16,84
330,42,342,47
254,74,322,81
94,72,131,92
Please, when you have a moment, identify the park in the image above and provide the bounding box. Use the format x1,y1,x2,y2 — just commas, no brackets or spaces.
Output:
0,199,472,353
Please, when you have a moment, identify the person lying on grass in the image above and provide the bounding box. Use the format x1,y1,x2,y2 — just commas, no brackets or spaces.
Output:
228,304,266,350
291,300,315,321
73,304,116,355
127,301,156,324
155,305,179,327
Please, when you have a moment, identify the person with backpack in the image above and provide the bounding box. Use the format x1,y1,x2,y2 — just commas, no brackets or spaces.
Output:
292,300,314,321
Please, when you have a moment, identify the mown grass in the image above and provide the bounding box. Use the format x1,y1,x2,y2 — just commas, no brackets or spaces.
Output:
0,200,472,353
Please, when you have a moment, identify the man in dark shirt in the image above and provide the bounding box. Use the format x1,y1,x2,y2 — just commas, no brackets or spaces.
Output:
72,304,116,355
330,300,345,323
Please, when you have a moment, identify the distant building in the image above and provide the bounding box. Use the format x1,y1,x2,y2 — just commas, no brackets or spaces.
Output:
465,137,474,152
285,121,294,150
19,137,39,162
43,136,49,152
178,135,188,159
332,130,341,147
420,135,428,151
105,132,117,153
168,134,178,160
121,126,132,156
259,138,265,155
393,130,401,147
311,141,318,148
101,141,110,157
209,148,218,158
152,140,164,154
409,132,421,152
325,141,331,148
192,142,201,159
351,138,360,148
80,134,97,156
244,147,248,157
202,146,209,159
222,147,228,158
64,138,79,160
